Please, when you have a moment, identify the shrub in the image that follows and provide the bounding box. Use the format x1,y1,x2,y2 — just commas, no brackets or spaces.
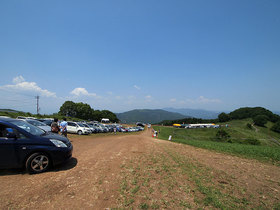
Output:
247,123,252,129
271,121,280,133
216,129,231,140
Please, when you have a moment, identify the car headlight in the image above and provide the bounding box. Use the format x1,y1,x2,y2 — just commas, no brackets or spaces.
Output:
50,139,67,148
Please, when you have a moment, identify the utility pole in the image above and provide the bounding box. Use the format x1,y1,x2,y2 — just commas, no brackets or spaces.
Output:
35,95,40,114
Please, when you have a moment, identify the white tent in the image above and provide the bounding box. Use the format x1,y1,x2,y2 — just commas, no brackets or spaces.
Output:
101,118,110,123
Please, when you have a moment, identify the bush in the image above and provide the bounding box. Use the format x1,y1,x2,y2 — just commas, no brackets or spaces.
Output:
247,123,252,129
253,115,268,127
216,129,231,140
271,121,280,133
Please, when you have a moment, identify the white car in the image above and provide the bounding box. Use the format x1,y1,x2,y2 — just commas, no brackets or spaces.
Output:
67,121,91,135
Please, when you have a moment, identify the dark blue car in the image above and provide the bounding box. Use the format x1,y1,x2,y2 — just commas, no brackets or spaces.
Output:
0,117,73,174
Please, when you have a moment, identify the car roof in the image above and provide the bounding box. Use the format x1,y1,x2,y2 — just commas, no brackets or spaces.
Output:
0,117,19,123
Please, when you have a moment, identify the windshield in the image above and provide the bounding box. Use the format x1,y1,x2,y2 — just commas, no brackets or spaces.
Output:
11,120,45,136
26,120,46,126
77,123,85,127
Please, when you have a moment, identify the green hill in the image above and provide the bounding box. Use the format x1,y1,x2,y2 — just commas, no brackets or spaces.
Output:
153,118,280,164
116,109,188,124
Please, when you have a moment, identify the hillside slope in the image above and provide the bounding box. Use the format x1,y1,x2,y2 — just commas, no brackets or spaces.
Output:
116,109,187,124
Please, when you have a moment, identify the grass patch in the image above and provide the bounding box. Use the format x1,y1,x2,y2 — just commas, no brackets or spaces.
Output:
153,125,280,164
116,145,256,209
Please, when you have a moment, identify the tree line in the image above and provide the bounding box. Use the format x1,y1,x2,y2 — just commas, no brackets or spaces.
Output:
59,101,119,122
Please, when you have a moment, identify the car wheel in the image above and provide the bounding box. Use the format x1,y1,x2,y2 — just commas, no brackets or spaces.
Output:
26,153,50,174
77,130,82,135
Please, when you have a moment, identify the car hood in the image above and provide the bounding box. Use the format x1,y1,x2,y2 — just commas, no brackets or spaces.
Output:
42,132,70,144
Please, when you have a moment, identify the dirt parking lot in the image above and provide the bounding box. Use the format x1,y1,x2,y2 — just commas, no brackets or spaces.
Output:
1,128,280,209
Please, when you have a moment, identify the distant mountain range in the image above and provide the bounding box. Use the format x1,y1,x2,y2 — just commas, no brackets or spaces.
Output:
163,108,221,119
0,109,21,113
116,109,187,124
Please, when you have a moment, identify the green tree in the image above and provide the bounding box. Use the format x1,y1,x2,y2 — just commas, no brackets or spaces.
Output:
58,101,119,122
218,112,230,122
75,102,94,120
59,101,77,117
100,110,118,122
92,110,102,121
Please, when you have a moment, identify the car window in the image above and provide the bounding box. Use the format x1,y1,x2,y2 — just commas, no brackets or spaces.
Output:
10,120,45,136
68,122,75,126
0,124,27,139
77,123,85,127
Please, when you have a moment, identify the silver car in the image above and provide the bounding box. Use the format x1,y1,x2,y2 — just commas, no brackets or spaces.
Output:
25,119,51,132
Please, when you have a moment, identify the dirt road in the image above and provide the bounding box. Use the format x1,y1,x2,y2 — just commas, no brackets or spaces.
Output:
1,129,279,209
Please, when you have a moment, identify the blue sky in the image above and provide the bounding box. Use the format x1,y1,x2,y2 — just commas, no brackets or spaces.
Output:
0,0,279,114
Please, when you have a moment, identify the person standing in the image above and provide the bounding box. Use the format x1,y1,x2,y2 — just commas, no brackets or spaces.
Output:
60,118,68,137
114,127,117,135
51,118,60,134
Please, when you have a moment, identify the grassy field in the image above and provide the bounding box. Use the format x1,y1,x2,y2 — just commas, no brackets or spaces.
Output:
153,120,280,164
116,141,280,209
118,148,251,209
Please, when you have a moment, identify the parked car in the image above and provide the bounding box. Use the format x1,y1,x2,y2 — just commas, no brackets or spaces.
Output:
0,117,73,174
104,124,114,132
96,124,109,133
82,123,93,134
88,124,101,133
24,119,51,132
136,126,144,131
67,121,91,135
87,124,98,133
120,127,128,132
41,120,53,126
16,116,37,120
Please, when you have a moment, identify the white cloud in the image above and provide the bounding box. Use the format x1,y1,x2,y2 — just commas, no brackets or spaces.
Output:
170,98,177,102
133,85,141,90
13,75,25,84
70,87,97,97
145,95,153,102
0,76,56,97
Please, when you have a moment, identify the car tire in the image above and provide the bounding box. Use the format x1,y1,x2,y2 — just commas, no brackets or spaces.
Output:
77,130,82,135
26,152,50,174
